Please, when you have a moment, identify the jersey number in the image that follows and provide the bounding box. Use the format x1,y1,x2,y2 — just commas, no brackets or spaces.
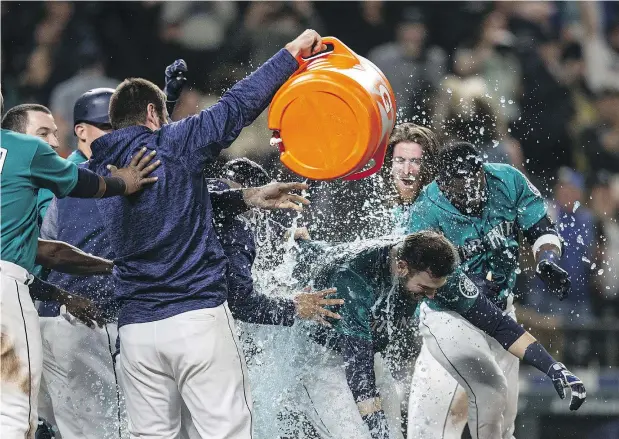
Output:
0,147,7,174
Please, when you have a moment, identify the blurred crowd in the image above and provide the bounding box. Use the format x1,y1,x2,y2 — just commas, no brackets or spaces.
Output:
2,1,619,365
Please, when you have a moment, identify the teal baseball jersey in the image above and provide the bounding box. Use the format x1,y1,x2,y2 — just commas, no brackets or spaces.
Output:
0,129,78,273
36,149,87,224
406,163,547,313
301,238,419,354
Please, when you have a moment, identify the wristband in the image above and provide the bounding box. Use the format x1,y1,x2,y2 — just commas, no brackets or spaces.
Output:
522,341,556,375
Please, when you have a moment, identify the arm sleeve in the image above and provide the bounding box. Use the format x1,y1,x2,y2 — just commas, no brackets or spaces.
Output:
30,142,78,198
461,293,525,350
164,49,298,173
223,220,296,326
210,190,247,222
329,269,378,399
339,334,378,402
28,276,65,302
511,168,547,230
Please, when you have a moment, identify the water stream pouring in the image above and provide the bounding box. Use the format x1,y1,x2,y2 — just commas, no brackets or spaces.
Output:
268,37,397,181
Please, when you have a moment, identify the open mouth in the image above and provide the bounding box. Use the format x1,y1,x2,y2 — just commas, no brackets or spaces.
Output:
398,177,416,187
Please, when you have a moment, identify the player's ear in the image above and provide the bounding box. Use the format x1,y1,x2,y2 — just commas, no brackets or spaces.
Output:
74,123,87,142
396,260,409,277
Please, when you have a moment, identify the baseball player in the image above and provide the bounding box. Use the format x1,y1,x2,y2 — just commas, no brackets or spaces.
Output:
383,123,469,439
1,103,60,224
208,159,343,327
286,231,463,439
0,90,159,438
36,87,127,439
35,57,189,439
86,30,325,439
405,141,581,439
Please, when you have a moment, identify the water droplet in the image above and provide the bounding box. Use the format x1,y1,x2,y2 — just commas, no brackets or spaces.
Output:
598,269,605,275
447,88,452,94
573,201,580,213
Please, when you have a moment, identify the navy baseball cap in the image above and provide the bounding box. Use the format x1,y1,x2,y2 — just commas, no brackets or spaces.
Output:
73,88,114,127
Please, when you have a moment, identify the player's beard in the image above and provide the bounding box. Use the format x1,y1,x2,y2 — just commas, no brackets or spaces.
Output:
394,175,419,203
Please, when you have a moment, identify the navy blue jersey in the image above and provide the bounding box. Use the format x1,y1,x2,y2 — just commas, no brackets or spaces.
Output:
208,179,296,326
88,49,298,327
39,150,118,318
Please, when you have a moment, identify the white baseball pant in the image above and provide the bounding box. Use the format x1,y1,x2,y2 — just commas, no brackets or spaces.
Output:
117,303,253,439
407,341,468,439
417,302,518,439
38,315,126,439
286,341,404,439
1,261,42,439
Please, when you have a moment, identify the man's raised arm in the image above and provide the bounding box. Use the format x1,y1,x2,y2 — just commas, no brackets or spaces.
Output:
166,30,327,171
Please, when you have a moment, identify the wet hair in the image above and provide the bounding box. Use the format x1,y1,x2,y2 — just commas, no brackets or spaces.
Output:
382,123,441,202
1,104,52,133
436,141,483,184
109,78,166,130
222,157,271,188
398,230,458,278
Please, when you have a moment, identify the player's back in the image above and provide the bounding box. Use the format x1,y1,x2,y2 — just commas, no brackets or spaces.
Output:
89,126,228,327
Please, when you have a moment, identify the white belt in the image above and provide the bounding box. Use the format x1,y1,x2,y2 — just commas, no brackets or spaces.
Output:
0,260,33,285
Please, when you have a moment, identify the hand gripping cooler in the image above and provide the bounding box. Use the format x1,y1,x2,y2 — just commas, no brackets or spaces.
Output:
268,37,397,181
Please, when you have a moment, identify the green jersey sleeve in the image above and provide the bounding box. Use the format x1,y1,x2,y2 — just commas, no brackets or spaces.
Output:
511,167,547,230
30,142,78,198
427,267,479,314
329,268,375,342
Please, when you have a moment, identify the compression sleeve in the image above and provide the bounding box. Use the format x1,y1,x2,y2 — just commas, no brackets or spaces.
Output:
29,276,65,302
69,168,127,198
338,335,390,439
211,189,247,222
461,293,525,350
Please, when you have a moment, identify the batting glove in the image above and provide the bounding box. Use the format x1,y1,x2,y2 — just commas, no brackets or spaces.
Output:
547,362,586,411
536,259,571,300
164,59,188,102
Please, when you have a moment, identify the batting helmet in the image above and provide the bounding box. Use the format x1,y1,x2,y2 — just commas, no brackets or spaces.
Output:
223,158,271,188
73,88,114,127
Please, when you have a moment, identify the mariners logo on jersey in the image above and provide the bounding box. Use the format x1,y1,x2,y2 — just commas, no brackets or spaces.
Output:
458,274,479,298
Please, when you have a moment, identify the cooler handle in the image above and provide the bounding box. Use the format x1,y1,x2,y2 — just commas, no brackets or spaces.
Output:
343,139,389,181
296,37,357,69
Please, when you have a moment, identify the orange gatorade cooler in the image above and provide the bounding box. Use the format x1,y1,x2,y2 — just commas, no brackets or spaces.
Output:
268,37,396,180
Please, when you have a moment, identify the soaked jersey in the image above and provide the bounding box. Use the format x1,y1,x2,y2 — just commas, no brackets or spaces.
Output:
300,238,460,354
406,163,547,313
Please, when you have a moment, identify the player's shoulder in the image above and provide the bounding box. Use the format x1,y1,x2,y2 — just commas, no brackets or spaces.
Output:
0,129,49,167
1,128,47,151
483,162,522,179
484,163,533,190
